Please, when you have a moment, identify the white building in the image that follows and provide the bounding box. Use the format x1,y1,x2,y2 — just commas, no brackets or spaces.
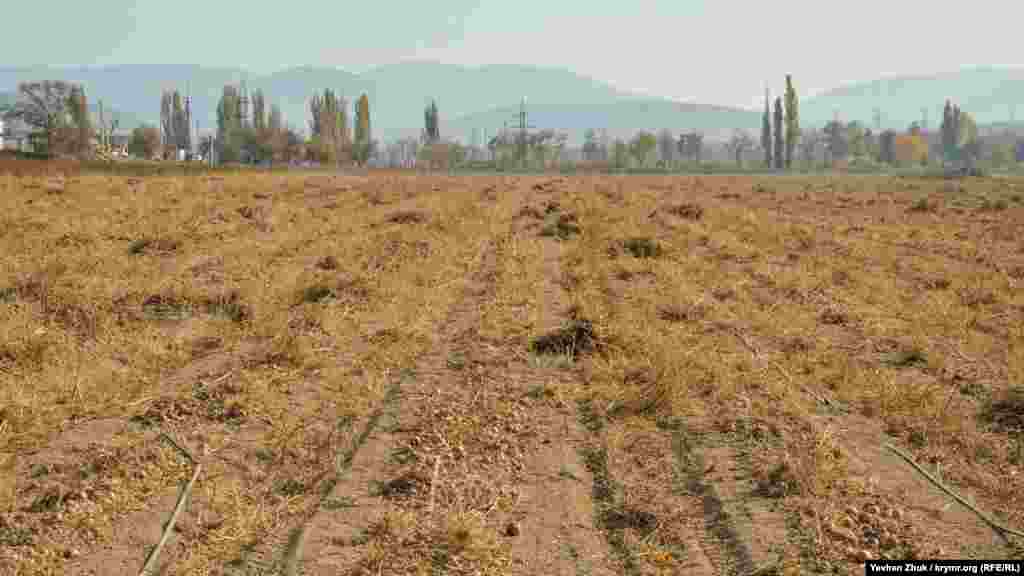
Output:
0,117,34,152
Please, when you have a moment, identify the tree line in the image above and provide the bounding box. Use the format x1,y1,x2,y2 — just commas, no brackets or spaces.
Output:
2,75,1022,171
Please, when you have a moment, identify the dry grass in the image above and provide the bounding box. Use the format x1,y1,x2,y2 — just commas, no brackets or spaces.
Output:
559,173,1024,570
2,169,1023,574
0,171,514,574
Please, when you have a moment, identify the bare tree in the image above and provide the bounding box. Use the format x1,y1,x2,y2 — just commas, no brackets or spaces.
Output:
657,128,675,168
678,131,704,164
3,81,80,155
725,129,754,168
799,128,821,168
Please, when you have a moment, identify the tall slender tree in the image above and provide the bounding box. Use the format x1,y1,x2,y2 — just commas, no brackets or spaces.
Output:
160,91,174,153
172,91,190,153
216,85,242,162
424,100,439,144
338,95,350,153
308,93,322,138
784,75,799,169
941,100,955,163
251,89,266,132
67,84,92,155
761,88,772,167
354,93,371,165
773,97,784,169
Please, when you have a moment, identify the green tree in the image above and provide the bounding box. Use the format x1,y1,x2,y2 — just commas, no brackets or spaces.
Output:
864,128,877,161
66,84,92,155
847,121,866,158
307,89,350,164
612,138,629,169
3,80,81,156
761,89,772,167
353,93,371,165
216,85,242,161
772,97,784,169
582,129,600,161
128,124,161,158
784,75,799,169
251,89,266,131
991,142,1014,167
172,90,190,154
941,100,955,163
629,131,657,168
424,100,440,144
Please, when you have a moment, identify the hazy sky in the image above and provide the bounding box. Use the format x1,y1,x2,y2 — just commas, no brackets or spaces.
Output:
8,0,1022,109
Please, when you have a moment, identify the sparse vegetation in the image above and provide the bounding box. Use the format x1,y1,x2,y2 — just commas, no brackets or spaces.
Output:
2,169,1022,575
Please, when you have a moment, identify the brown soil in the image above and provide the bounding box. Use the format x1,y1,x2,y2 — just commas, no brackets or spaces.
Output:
3,171,1023,575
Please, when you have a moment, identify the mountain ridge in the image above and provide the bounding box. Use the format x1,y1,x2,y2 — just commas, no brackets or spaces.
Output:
1,64,1022,144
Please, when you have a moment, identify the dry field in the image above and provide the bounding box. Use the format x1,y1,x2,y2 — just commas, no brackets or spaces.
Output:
1,168,1023,575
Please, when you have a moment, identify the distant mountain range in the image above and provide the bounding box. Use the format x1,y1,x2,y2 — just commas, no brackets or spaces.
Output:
1,64,1022,144
801,67,1024,131
0,63,759,144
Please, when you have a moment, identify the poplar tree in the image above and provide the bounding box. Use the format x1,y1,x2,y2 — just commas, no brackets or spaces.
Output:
354,93,371,165
251,89,266,131
761,89,772,167
941,100,955,162
773,97,784,170
424,100,439,144
784,75,799,169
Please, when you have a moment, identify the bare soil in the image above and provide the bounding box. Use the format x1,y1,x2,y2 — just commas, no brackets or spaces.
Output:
1,171,1023,575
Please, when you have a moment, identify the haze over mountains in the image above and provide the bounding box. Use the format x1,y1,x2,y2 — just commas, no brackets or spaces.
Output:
1,63,1022,144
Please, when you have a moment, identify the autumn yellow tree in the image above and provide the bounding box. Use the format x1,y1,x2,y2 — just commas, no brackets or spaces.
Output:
893,133,929,166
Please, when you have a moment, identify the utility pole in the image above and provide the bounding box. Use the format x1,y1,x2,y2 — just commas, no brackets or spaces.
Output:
98,99,105,149
504,96,536,168
185,83,192,161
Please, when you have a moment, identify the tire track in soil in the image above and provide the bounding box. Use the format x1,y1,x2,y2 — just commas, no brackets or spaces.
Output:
235,188,522,575
231,375,406,576
529,187,715,576
232,232,510,574
289,242,514,573
290,181,622,575
501,188,617,576
564,182,799,576
671,425,798,575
